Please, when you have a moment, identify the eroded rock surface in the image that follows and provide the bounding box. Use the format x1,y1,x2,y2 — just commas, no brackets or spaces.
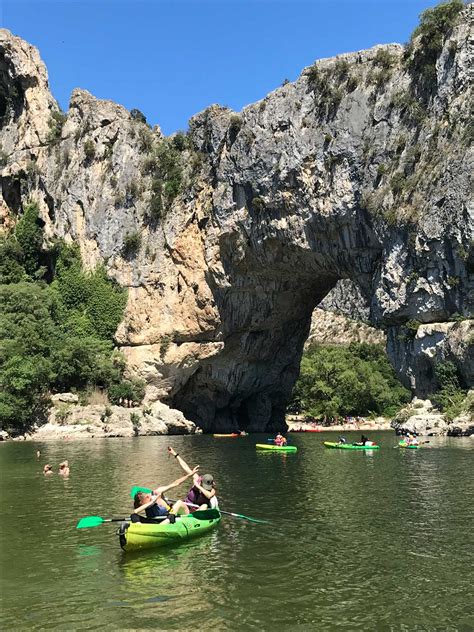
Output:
1,10,472,432
31,399,198,440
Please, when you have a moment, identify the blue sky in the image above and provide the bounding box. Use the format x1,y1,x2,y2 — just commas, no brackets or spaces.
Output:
3,0,439,135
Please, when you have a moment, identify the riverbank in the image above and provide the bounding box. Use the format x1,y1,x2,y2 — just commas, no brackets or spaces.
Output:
286,416,392,433
1,395,199,441
287,394,474,437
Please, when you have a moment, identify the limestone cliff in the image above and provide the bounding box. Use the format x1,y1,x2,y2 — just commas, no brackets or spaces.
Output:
0,6,472,431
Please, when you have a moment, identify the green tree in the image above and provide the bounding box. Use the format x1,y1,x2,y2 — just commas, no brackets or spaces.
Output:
290,343,410,418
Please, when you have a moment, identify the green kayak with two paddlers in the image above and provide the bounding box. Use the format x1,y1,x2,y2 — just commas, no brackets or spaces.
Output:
323,441,380,450
118,508,222,552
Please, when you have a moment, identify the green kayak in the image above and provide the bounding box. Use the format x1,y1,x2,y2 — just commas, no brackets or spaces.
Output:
324,441,380,450
119,508,221,552
256,443,297,452
398,442,419,449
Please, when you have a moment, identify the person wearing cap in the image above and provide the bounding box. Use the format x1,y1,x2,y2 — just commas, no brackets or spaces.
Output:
167,447,219,510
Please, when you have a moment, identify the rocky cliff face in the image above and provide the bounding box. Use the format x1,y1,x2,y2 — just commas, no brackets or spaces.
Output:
0,7,472,431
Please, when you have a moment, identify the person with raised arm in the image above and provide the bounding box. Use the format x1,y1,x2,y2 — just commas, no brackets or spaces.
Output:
133,466,199,524
167,447,219,510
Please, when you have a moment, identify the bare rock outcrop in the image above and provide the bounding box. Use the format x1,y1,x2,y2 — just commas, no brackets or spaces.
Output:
1,7,472,432
30,399,198,440
306,308,385,347
391,398,449,435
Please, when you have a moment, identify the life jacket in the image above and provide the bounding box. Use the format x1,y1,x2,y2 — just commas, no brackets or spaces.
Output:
186,485,218,510
145,497,170,518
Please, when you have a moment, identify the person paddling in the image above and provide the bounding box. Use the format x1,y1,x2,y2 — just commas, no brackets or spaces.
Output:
354,435,373,446
167,447,219,510
406,432,419,446
133,467,199,524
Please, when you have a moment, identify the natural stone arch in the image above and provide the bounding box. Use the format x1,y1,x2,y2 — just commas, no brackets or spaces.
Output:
170,205,382,432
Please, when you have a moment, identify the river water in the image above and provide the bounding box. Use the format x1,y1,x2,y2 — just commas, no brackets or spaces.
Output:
0,432,473,630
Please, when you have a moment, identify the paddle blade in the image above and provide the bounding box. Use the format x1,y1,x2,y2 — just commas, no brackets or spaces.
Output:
130,485,152,499
223,511,270,524
76,516,105,529
235,514,270,524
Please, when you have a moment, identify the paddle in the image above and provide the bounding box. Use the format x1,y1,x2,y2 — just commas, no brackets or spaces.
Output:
77,516,127,529
130,486,270,524
76,514,170,529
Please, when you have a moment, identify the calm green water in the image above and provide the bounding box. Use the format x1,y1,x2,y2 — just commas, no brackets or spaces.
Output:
1,432,473,631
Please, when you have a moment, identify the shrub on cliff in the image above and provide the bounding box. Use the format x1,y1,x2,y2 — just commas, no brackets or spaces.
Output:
290,343,410,418
406,0,465,97
130,108,147,125
122,231,142,258
430,361,467,420
109,378,145,407
47,110,67,143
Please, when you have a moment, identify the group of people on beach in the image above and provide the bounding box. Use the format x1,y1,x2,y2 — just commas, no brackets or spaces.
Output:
132,446,218,524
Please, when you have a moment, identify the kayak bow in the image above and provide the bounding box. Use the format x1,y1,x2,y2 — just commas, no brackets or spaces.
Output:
398,442,420,449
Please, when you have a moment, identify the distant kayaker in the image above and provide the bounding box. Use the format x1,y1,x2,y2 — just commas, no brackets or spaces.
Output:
338,436,347,444
133,467,199,524
36,450,41,459
43,464,53,475
274,433,287,446
354,435,370,446
168,447,219,510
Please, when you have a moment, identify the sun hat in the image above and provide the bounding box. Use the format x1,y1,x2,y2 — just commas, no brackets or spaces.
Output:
200,474,214,490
